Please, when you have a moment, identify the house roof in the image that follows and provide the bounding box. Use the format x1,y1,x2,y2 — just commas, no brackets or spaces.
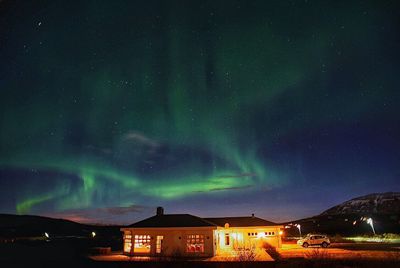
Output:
127,213,279,228
204,216,278,227
128,214,217,228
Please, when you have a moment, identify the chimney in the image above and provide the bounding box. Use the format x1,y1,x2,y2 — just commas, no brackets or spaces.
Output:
156,207,164,216
251,213,255,218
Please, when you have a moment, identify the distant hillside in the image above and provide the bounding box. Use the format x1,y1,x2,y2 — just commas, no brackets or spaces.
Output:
321,192,400,216
0,214,122,241
283,192,400,236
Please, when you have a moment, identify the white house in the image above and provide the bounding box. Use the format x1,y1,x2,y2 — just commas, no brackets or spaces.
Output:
121,207,283,258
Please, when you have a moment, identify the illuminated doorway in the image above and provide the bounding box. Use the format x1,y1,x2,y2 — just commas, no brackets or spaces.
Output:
156,235,164,254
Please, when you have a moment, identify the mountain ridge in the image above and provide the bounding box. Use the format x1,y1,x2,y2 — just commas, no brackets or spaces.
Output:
320,192,400,216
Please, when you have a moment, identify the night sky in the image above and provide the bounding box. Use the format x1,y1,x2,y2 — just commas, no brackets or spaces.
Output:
0,0,399,224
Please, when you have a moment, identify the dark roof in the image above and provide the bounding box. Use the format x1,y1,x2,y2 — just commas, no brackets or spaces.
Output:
204,217,278,227
128,214,217,228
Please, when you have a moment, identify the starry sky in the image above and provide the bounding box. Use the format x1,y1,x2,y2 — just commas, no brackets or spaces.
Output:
0,0,399,224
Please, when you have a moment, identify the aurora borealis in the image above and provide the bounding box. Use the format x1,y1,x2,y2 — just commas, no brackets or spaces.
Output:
0,0,399,224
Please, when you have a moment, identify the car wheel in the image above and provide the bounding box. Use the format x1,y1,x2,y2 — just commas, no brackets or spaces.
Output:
321,242,328,248
303,242,309,248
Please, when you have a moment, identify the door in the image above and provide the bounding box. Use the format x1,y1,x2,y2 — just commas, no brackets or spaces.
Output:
310,236,317,245
314,236,323,245
156,235,164,254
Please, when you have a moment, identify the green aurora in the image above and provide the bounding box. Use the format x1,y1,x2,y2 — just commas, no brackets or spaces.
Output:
0,0,399,223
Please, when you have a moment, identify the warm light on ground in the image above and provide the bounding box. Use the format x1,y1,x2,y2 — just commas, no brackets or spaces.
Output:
89,242,400,262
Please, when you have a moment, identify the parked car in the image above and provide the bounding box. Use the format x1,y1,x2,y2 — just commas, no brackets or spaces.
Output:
297,234,330,248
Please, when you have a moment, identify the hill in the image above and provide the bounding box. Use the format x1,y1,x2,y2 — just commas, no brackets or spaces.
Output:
283,192,400,236
0,214,122,249
321,192,400,216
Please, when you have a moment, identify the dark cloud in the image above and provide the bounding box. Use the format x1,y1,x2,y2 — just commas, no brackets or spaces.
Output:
41,204,149,224
102,204,147,216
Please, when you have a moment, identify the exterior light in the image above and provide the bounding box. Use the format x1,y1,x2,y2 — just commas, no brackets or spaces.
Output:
257,232,265,238
91,231,96,238
366,218,376,235
295,224,302,237
44,232,49,238
279,230,283,236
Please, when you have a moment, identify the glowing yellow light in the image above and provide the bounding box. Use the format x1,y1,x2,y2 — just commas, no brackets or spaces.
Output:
91,231,96,238
257,232,265,238
279,230,283,236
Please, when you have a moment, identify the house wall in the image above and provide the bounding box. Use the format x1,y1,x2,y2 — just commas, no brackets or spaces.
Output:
215,226,282,256
121,227,216,257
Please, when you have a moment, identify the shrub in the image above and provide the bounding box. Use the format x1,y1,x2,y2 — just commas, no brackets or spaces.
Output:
236,244,257,261
330,234,347,243
262,242,281,261
304,248,330,260
383,233,400,240
170,247,183,260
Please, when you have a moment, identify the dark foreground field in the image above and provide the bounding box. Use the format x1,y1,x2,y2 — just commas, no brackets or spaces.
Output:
1,240,400,268
2,258,400,268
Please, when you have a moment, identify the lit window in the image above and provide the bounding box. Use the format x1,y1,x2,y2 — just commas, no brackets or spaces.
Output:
134,235,151,253
224,233,230,246
186,234,204,253
124,234,132,253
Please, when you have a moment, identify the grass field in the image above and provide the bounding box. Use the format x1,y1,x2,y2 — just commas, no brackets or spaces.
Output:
1,239,400,268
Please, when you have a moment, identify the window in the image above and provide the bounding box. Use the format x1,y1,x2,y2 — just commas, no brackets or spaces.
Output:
187,234,204,253
134,235,151,253
156,236,163,254
124,234,132,253
224,233,230,246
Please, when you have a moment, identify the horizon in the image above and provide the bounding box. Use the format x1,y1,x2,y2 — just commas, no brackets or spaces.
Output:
4,191,399,226
1,1,400,225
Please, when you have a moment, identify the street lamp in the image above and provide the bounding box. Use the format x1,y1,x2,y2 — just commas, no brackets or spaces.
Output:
366,218,375,235
295,224,302,238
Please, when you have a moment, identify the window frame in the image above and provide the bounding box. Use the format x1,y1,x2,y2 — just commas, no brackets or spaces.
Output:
186,234,205,253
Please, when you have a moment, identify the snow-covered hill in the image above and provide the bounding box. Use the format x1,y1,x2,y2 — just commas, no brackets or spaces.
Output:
321,192,400,216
